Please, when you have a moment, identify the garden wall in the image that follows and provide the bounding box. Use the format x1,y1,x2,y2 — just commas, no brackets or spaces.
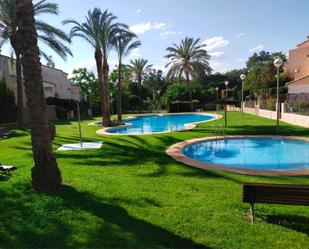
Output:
244,102,309,128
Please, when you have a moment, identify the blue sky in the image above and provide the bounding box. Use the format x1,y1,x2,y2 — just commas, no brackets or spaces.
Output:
2,0,309,75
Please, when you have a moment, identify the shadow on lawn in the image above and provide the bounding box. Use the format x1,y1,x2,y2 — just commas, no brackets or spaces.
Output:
265,215,309,236
0,183,210,249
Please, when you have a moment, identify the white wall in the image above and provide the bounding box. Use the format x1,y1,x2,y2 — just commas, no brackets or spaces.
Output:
244,102,309,128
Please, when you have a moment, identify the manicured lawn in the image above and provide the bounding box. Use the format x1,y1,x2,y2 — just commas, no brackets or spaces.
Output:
0,112,308,249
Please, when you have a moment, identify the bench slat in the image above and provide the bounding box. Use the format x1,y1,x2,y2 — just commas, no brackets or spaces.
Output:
243,183,309,206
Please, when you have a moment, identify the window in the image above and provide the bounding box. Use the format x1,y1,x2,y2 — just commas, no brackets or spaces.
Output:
44,86,53,93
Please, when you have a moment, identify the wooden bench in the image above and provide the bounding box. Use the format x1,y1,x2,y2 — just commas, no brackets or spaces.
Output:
243,183,309,223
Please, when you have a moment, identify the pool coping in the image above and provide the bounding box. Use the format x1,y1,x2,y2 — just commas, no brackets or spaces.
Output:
166,135,309,176
96,112,221,136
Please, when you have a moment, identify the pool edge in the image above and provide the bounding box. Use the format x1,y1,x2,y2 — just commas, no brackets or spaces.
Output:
166,135,309,176
95,112,221,136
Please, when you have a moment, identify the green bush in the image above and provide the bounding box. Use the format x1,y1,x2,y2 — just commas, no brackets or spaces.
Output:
0,78,17,123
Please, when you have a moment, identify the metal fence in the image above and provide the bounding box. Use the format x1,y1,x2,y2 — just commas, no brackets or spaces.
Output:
285,101,309,116
259,98,276,111
245,100,256,108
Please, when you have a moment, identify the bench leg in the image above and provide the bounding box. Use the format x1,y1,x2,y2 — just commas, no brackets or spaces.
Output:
250,203,254,224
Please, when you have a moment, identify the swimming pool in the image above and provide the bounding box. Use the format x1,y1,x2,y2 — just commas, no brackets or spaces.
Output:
101,113,218,135
167,136,309,175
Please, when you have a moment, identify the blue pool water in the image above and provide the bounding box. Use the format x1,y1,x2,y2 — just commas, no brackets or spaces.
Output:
183,137,309,170
106,114,215,135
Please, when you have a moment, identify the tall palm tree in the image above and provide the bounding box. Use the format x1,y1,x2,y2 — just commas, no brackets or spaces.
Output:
65,9,126,127
113,31,140,123
128,58,152,112
99,10,127,126
165,37,212,111
0,0,72,127
16,0,62,191
64,8,106,125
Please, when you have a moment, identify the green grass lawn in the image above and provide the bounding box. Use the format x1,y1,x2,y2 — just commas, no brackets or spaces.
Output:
0,112,308,249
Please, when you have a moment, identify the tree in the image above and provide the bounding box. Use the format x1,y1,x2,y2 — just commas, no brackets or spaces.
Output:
0,78,16,123
70,67,100,104
162,82,204,109
244,51,289,97
143,69,165,111
99,10,128,126
64,9,105,124
246,51,286,69
65,9,127,126
128,58,152,111
112,31,140,123
16,0,61,191
0,0,72,128
165,37,212,110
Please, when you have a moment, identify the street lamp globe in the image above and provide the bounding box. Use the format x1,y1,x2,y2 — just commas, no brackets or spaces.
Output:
273,58,283,68
215,87,219,91
224,81,229,86
240,74,246,80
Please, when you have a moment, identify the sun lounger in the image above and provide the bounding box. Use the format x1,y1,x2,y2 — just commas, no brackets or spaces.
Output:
0,165,17,175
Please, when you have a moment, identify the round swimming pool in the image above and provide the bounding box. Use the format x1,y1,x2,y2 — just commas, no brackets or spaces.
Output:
100,113,218,135
167,136,309,175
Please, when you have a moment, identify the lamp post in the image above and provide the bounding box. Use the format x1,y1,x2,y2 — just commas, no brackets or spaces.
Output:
110,92,113,115
88,88,93,117
240,74,246,119
157,90,160,112
224,81,229,126
76,100,83,147
273,57,283,131
215,87,219,113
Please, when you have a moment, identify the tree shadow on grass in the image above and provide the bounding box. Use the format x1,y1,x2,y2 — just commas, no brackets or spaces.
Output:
0,183,211,249
0,174,10,182
265,215,309,236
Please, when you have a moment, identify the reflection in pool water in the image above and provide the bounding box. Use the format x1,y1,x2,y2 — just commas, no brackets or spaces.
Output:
183,137,309,170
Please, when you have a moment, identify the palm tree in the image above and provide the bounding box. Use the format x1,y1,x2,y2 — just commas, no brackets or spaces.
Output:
165,37,212,111
128,58,152,112
99,10,128,126
113,31,140,123
16,0,62,191
64,8,106,124
65,9,126,127
0,0,72,127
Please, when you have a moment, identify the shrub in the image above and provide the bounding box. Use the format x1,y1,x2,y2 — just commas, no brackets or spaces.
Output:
0,78,17,123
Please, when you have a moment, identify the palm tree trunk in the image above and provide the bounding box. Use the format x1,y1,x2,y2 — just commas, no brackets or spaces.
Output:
94,49,105,125
185,72,193,111
138,76,142,112
102,59,111,126
11,40,25,128
117,62,122,124
15,52,24,127
16,0,61,191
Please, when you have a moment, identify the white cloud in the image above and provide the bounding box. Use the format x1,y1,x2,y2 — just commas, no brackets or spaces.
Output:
152,22,167,29
209,51,225,59
203,36,230,51
237,58,245,63
129,47,140,58
210,61,224,72
159,30,182,38
235,32,245,43
129,22,167,34
249,44,265,53
136,9,142,13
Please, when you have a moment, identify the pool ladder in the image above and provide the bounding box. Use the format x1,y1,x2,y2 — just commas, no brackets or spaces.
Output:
211,124,225,139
